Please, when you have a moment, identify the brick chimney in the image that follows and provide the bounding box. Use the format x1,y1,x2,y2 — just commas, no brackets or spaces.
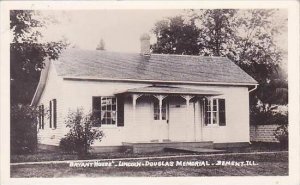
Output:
140,33,151,55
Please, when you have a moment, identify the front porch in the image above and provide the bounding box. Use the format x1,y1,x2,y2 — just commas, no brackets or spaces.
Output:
122,141,226,153
117,85,222,143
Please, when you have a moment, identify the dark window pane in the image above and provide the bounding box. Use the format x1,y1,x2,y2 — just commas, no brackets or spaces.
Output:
213,99,217,111
213,112,217,124
205,112,210,125
101,118,106,124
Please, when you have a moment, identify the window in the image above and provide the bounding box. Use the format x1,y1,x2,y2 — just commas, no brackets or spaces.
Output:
92,96,117,126
204,98,226,126
153,101,167,120
154,101,159,120
101,97,116,125
49,99,57,129
38,105,44,129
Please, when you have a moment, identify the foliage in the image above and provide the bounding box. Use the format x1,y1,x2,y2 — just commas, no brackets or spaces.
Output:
274,124,288,148
59,109,104,158
10,10,68,105
96,38,105,50
250,108,288,126
11,104,38,154
151,9,288,118
195,9,238,57
151,16,200,55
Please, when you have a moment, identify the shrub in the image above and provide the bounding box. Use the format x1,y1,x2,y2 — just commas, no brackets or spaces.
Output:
11,104,38,154
59,137,77,154
274,124,288,148
59,109,104,158
250,109,288,126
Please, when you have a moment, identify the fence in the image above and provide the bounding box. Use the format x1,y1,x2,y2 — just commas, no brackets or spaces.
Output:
250,124,280,143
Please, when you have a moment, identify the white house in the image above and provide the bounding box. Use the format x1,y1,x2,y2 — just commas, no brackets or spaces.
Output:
31,34,258,152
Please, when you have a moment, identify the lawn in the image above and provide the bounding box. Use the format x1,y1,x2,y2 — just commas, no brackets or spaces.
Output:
11,142,287,163
11,152,288,177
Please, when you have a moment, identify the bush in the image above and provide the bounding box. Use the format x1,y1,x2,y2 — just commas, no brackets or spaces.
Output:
59,109,104,158
11,104,38,154
250,109,288,126
59,137,77,154
274,124,288,148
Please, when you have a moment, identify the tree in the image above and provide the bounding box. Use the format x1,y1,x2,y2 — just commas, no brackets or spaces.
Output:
59,109,104,158
194,9,238,57
10,10,68,153
151,16,200,55
231,10,287,112
151,10,288,113
10,10,68,105
96,38,105,50
11,104,38,154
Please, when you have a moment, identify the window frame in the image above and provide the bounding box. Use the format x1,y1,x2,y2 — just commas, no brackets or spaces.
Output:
153,100,167,121
204,98,226,127
98,96,118,127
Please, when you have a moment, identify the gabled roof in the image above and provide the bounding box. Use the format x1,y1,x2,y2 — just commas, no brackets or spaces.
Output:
118,85,222,96
54,49,257,85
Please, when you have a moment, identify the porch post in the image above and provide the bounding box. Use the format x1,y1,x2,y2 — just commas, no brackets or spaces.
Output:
159,95,163,120
132,94,138,124
154,95,167,120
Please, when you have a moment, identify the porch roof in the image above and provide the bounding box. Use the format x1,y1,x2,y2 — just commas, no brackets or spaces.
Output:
116,86,222,96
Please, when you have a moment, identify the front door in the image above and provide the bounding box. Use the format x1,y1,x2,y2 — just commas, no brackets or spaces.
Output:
168,97,195,141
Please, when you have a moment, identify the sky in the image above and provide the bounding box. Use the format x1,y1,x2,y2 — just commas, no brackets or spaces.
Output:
41,10,184,53
40,9,287,58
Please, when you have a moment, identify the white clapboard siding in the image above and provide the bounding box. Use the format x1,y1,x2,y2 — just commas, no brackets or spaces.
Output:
37,61,67,146
58,79,250,146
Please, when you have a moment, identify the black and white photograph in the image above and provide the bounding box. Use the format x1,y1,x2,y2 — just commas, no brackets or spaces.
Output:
0,1,299,185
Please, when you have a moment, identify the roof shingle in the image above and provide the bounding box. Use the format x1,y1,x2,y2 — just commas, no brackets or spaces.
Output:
54,49,258,85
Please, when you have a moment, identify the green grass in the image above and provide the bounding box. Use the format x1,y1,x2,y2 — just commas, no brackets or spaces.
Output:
11,152,288,177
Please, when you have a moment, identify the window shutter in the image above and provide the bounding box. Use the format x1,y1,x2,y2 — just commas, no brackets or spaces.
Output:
41,105,44,129
38,106,41,129
117,96,124,127
218,99,226,126
92,97,101,127
203,98,209,125
53,99,57,129
49,101,52,128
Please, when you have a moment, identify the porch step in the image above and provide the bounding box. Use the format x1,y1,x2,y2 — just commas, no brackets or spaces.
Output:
122,141,214,153
164,146,226,153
